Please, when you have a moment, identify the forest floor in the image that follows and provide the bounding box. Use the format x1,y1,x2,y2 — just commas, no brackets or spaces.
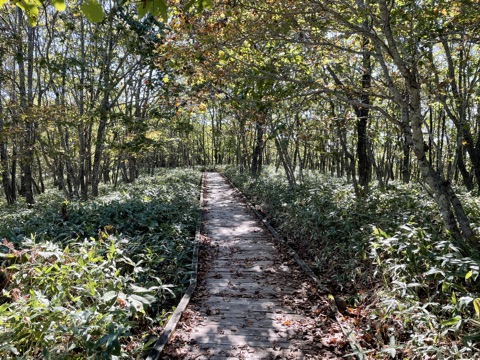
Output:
163,172,349,359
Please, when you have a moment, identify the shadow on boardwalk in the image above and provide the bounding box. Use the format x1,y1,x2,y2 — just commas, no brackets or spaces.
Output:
163,173,347,359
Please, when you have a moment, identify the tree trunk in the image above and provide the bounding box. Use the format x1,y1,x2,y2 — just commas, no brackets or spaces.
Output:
78,17,88,200
274,137,296,187
456,136,474,191
374,0,475,240
251,117,265,176
401,104,411,184
91,22,115,197
409,87,473,239
0,76,15,205
356,31,372,192
92,103,109,197
16,11,35,205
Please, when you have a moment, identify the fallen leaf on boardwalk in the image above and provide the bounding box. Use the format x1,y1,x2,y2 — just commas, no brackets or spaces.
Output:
321,333,347,348
163,174,354,359
242,319,255,327
362,332,373,342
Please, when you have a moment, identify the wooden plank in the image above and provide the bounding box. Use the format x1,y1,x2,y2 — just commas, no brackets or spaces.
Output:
162,173,347,359
206,287,296,297
192,319,305,331
222,173,365,360
213,260,276,268
175,347,308,359
190,312,307,321
203,278,278,286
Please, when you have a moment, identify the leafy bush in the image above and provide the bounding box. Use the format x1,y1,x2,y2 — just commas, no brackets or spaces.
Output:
224,166,480,359
0,168,201,359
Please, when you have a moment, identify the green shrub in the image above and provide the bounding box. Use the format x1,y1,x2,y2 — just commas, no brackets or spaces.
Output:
0,168,201,359
224,165,480,358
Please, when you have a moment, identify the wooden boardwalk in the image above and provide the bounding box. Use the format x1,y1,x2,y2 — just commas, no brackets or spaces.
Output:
163,172,344,359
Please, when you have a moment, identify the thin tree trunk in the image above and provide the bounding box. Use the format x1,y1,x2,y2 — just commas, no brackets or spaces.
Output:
0,73,15,204
77,18,88,200
16,11,35,205
274,137,296,187
356,30,371,192
251,116,265,176
401,103,411,184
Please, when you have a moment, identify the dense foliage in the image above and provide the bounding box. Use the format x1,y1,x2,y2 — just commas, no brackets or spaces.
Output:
225,166,480,359
3,0,480,357
0,168,201,359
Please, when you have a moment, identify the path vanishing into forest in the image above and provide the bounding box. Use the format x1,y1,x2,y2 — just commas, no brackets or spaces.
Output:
163,173,347,359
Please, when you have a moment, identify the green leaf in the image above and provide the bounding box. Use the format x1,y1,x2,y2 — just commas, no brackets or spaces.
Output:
87,280,96,296
108,240,116,260
184,0,195,12
16,0,41,26
202,0,213,10
184,0,212,13
459,296,474,308
154,0,168,21
137,0,168,21
0,302,10,314
0,0,8,7
441,316,461,326
50,0,66,11
95,334,110,348
425,267,444,276
80,0,104,23
136,1,149,19
130,293,155,305
42,346,51,360
462,332,480,345
102,290,118,302
130,284,153,293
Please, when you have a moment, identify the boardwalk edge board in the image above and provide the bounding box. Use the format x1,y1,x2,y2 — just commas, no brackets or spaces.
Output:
221,172,365,360
146,173,205,360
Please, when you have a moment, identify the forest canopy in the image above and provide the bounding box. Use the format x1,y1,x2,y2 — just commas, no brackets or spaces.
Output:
3,0,480,252
2,0,480,358
2,0,212,25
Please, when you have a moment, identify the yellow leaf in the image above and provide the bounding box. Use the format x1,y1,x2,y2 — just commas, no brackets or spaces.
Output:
474,298,480,317
50,0,66,11
466,270,473,280
16,0,41,26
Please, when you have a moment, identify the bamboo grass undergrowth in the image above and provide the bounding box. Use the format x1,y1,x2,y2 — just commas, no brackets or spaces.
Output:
224,165,480,359
0,168,201,359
